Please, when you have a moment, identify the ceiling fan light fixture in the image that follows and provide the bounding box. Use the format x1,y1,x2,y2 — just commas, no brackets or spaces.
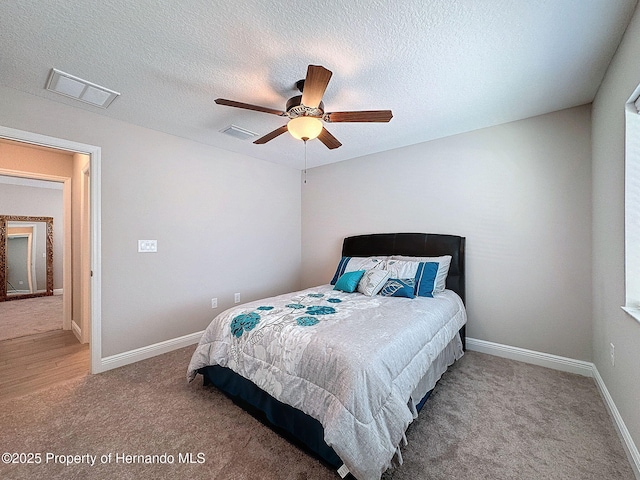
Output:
287,116,323,141
215,64,392,149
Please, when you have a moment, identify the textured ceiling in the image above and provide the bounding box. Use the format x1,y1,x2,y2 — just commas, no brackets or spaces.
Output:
0,0,637,169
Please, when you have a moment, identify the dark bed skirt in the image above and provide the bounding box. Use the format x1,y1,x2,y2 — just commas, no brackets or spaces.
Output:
198,365,433,470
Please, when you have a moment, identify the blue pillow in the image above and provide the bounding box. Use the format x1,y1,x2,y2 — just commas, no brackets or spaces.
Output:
379,278,416,298
334,270,366,293
414,262,439,297
330,256,352,285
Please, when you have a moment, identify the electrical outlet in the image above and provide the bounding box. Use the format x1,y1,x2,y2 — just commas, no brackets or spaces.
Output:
234,293,241,303
610,343,615,366
211,298,217,309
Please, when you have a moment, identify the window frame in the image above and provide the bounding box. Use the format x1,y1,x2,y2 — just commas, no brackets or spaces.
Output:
623,84,640,323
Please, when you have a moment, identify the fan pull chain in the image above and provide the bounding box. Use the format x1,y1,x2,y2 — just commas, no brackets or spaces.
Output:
304,139,307,184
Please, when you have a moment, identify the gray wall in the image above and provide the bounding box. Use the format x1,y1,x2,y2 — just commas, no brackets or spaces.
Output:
0,86,302,357
592,1,640,467
302,105,593,362
0,181,64,290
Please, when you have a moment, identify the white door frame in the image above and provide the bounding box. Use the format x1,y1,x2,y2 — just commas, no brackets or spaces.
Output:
0,125,102,374
79,163,91,344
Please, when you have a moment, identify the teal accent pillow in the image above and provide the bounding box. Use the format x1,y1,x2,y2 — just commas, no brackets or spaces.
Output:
334,270,366,293
414,262,439,297
379,278,416,298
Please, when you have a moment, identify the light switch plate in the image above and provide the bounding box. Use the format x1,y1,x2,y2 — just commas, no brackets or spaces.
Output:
138,240,157,253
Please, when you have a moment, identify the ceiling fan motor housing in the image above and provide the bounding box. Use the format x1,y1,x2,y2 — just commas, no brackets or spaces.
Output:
286,95,324,119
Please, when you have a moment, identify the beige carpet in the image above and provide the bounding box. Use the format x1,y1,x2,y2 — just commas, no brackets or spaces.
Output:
0,295,63,341
0,347,634,480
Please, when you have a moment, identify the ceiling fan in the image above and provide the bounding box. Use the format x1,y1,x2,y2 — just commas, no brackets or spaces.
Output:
215,65,393,150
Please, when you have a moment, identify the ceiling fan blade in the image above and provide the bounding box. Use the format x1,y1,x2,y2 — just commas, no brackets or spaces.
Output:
324,110,393,123
253,125,288,144
317,127,342,149
301,65,332,109
215,98,286,116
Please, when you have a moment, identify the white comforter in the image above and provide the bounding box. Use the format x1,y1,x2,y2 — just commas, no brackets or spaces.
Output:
187,285,466,480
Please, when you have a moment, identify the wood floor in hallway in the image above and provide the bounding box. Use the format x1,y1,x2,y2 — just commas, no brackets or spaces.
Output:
0,329,89,401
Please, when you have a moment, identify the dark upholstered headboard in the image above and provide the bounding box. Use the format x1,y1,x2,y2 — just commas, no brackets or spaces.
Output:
341,232,466,303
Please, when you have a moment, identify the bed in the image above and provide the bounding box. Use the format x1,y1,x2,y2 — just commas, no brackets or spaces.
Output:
187,233,466,480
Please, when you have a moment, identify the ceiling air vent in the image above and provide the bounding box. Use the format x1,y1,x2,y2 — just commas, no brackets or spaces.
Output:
220,125,258,141
46,68,120,108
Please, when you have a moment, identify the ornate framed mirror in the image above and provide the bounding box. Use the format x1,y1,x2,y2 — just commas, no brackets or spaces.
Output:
0,215,54,301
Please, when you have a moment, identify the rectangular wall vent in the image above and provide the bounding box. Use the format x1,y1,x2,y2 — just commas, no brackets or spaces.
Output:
220,125,258,141
46,68,120,108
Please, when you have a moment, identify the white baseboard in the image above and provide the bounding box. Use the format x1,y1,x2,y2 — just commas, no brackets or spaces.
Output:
592,366,640,479
71,320,82,341
100,330,204,372
466,337,593,376
466,336,639,478
53,288,63,295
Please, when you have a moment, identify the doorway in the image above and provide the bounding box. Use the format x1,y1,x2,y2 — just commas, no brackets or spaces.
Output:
0,165,87,400
0,125,101,374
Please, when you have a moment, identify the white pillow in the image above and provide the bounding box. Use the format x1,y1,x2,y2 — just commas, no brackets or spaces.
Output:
389,255,452,293
330,256,387,285
357,269,391,296
384,259,420,279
